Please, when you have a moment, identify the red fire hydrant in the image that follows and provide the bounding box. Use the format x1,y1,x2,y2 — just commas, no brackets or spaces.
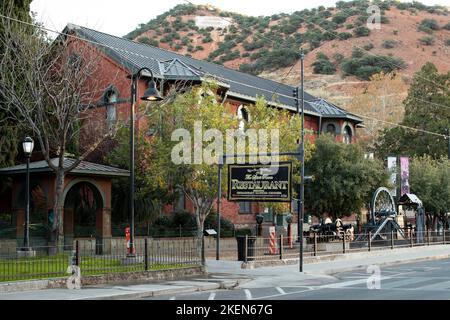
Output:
125,227,135,254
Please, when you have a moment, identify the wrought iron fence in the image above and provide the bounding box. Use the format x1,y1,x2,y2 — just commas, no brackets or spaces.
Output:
241,229,450,262
0,237,202,282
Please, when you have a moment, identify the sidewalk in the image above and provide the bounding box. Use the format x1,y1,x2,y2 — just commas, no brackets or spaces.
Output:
205,244,450,288
0,274,249,300
1,244,449,299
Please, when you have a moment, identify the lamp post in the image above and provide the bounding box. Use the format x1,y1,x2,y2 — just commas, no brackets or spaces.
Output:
293,49,305,272
22,136,34,251
129,67,163,256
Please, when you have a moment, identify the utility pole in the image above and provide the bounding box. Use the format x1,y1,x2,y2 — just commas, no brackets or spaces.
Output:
293,49,305,273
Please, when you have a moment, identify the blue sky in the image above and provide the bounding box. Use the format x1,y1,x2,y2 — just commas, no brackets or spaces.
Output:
30,0,450,37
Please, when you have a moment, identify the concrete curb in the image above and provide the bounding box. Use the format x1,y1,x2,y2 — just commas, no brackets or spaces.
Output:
77,279,247,300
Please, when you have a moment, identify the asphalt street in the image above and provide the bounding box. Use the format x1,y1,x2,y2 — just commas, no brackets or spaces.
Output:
145,259,450,300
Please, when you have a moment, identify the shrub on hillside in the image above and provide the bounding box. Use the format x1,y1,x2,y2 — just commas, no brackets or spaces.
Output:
419,19,440,33
341,53,407,80
443,22,450,30
336,32,352,41
312,52,337,75
382,39,397,49
137,36,159,47
363,43,374,51
419,36,435,46
354,26,370,37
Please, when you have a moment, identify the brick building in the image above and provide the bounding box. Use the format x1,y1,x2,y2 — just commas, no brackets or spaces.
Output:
0,24,363,241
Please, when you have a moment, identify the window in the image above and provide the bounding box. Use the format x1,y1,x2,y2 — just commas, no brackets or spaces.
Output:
174,188,185,212
343,125,353,144
237,106,250,131
238,202,252,214
104,88,118,130
326,123,336,136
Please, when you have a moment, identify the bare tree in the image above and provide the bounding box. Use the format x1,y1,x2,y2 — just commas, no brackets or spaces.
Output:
0,17,120,248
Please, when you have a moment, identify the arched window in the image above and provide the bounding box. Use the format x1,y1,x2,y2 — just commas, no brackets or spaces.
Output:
237,106,250,131
104,88,118,130
326,123,336,136
343,125,353,144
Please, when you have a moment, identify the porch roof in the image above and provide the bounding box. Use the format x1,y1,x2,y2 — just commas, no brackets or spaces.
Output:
0,158,129,178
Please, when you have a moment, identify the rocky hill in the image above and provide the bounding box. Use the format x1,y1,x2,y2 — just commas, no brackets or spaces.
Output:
125,1,450,125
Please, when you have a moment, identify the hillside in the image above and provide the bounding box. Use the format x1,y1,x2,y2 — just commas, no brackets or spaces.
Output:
125,0,450,131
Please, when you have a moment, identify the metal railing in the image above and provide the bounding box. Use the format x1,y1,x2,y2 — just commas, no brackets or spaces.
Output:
0,237,202,282
242,229,450,262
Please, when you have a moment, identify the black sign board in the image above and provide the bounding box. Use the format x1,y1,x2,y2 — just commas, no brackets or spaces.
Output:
227,162,292,202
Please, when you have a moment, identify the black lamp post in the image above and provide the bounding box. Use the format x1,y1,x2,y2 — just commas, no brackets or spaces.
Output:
129,67,163,256
22,136,34,251
293,49,305,272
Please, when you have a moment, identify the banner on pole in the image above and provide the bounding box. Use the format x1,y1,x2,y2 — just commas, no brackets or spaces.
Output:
400,156,410,196
387,157,397,197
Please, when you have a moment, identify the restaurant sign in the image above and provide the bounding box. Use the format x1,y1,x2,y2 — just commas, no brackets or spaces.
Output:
227,162,292,202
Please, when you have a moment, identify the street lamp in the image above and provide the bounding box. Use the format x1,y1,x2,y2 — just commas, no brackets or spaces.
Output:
293,49,305,272
22,136,34,251
128,67,163,256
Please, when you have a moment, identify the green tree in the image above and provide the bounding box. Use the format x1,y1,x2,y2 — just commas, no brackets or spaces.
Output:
105,127,173,235
305,135,389,220
145,84,307,256
410,156,450,229
0,0,33,168
377,63,450,159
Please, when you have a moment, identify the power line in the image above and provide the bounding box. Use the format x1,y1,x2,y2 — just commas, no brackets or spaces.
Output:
0,13,447,140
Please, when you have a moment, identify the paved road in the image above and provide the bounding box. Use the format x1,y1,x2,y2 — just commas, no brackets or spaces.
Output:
145,259,450,300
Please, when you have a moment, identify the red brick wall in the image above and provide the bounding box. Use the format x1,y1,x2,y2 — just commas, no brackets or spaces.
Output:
69,40,360,229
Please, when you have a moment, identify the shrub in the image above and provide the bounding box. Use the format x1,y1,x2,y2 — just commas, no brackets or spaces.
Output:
382,39,397,49
195,45,204,51
346,24,354,29
239,48,301,75
445,39,450,46
332,13,348,24
338,32,352,40
354,26,370,37
312,52,337,75
419,36,435,46
202,35,213,43
363,43,374,51
137,36,159,47
419,19,440,32
341,53,407,80
443,22,450,30
333,53,345,63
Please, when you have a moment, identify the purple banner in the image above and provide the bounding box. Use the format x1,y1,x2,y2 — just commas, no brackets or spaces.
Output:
400,157,410,196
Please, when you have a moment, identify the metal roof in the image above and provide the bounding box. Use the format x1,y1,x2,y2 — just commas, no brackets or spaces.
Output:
64,24,362,123
398,193,423,206
0,158,130,177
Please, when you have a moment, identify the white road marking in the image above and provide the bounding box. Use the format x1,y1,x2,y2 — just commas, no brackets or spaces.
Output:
276,287,286,295
244,289,252,300
414,280,450,290
208,293,216,300
253,288,312,300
